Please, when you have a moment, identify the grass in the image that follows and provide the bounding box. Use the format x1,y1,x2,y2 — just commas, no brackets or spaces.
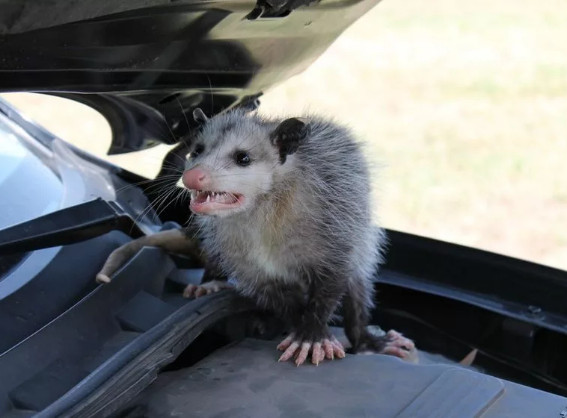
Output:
2,0,567,270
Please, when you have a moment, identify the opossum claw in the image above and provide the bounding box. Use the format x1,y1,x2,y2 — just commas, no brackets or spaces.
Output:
277,333,346,366
277,333,295,351
312,342,324,365
322,338,334,360
331,336,346,359
278,341,300,362
295,342,312,366
320,337,346,360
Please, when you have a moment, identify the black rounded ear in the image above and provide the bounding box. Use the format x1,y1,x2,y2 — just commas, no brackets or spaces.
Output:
193,108,209,124
269,118,310,164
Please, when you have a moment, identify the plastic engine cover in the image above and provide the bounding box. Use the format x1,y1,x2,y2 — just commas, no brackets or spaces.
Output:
124,339,567,418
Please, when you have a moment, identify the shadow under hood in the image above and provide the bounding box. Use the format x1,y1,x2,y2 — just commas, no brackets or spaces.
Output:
0,0,380,153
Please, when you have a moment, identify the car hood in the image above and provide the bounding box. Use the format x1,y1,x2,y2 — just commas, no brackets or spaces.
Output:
0,0,380,153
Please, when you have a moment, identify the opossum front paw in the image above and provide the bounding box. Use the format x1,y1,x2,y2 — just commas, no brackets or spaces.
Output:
277,332,346,366
380,330,417,363
183,280,232,298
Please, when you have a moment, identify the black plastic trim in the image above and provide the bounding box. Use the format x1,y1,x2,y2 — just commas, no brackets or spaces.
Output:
0,199,143,255
382,230,567,333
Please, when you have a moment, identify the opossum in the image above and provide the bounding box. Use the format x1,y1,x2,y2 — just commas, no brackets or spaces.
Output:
97,108,415,366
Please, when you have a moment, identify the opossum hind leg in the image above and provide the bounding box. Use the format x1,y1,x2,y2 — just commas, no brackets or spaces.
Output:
379,330,417,363
277,332,346,366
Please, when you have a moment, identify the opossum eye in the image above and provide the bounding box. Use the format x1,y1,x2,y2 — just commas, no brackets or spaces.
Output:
234,151,251,167
192,144,204,158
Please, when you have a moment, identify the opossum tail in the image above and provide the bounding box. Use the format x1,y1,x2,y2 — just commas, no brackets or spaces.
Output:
343,277,417,359
342,276,385,353
95,229,203,283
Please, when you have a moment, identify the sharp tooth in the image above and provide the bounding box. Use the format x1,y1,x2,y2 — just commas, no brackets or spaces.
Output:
206,194,211,202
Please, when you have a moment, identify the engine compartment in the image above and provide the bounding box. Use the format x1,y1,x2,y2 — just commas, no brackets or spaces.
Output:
2,224,567,417
116,335,567,418
1,98,566,416
110,278,567,417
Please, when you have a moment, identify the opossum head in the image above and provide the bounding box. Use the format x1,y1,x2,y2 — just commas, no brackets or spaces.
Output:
181,108,309,217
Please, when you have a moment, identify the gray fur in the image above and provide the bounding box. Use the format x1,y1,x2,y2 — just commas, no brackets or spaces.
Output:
185,108,387,351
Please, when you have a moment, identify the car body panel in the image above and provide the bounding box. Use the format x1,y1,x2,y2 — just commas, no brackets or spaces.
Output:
0,0,381,153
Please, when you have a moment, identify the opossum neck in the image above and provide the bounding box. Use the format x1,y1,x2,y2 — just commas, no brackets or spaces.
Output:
212,175,300,245
258,176,299,234
219,177,303,280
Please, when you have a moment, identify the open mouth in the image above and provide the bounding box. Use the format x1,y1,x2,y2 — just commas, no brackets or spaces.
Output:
189,190,244,213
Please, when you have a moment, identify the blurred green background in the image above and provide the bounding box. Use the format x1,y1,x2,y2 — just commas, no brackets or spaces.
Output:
3,0,567,270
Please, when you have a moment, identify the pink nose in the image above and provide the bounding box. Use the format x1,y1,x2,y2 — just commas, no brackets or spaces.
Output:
182,168,208,190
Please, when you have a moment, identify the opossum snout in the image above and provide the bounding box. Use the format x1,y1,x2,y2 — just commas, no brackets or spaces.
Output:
182,167,208,190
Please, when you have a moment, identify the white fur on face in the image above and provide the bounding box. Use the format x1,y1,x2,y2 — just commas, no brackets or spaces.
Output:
184,131,279,217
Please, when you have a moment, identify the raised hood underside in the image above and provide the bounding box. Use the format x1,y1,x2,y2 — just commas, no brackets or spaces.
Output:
0,0,380,153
